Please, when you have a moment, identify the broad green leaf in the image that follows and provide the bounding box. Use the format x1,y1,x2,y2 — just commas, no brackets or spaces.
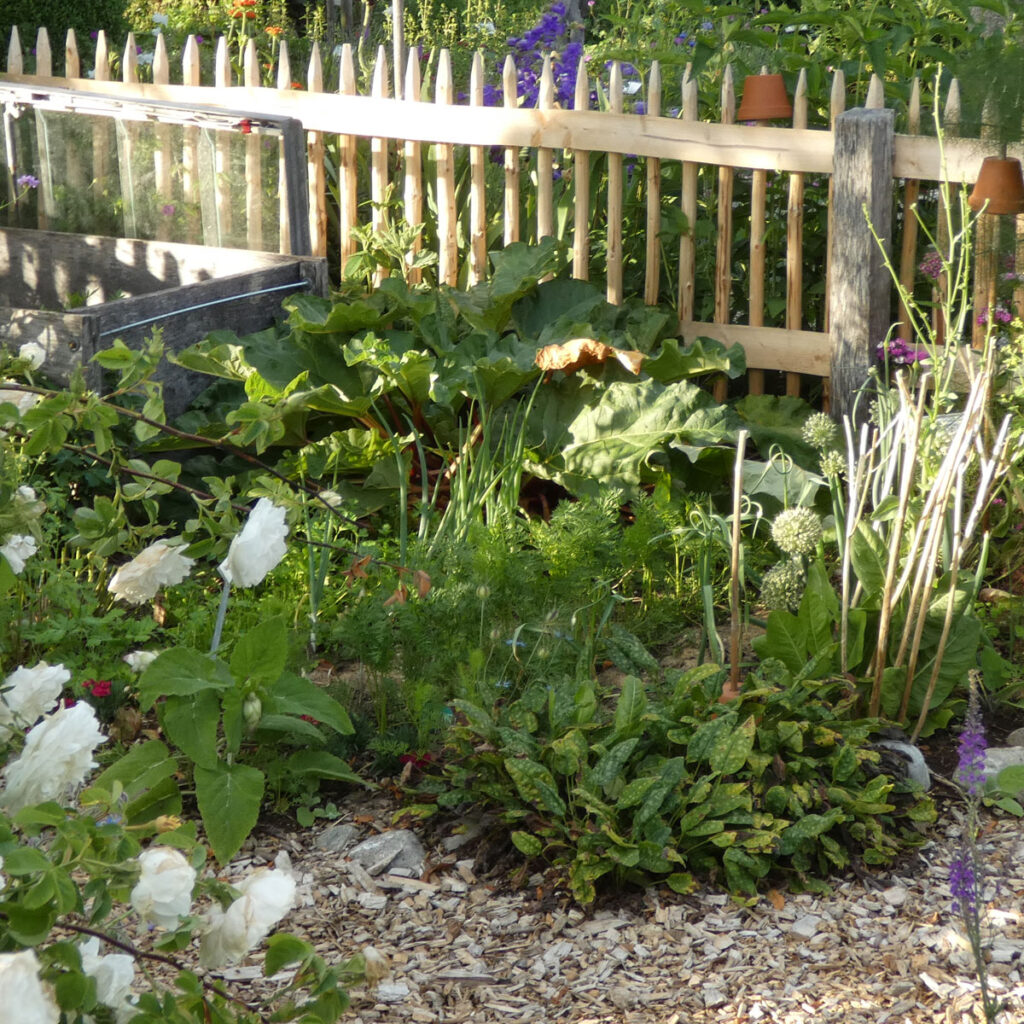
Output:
617,775,659,809
708,716,757,775
995,765,1024,796
283,750,367,786
194,762,265,864
734,394,817,466
752,610,809,674
800,560,839,655
504,757,566,816
92,740,178,801
547,729,589,776
850,522,888,599
613,676,647,737
138,649,233,709
667,872,697,894
634,757,688,828
687,715,735,765
645,336,746,382
778,809,845,855
230,617,289,687
588,738,640,789
511,831,544,856
160,691,221,769
266,673,354,735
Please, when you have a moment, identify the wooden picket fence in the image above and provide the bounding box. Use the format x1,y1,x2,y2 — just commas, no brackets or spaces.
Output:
1,25,1013,408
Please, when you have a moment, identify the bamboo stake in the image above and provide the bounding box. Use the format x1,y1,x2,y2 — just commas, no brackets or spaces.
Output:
468,51,487,285
243,39,264,250
896,78,921,342
935,80,961,347
404,49,423,284
785,68,808,398
307,43,327,258
277,40,293,254
643,61,662,306
338,44,358,273
503,55,521,247
678,66,698,325
436,49,457,286
713,65,736,402
214,36,233,244
572,55,589,279
370,46,390,283
537,55,555,246
153,32,174,241
606,61,624,305
181,35,201,244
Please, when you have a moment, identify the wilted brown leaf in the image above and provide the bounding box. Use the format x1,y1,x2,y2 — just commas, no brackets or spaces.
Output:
344,554,372,582
535,337,644,376
383,584,409,607
412,569,432,599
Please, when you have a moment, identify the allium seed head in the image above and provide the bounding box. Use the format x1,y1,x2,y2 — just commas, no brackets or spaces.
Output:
771,507,822,557
819,449,847,478
760,559,805,612
801,412,839,452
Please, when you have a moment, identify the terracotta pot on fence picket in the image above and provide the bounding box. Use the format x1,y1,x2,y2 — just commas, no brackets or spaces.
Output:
736,73,793,122
968,156,1024,215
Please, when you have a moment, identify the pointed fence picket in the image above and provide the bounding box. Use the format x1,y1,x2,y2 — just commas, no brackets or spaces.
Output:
1,27,1009,407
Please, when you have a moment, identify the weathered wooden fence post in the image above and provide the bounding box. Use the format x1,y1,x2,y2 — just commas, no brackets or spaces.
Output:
829,107,895,421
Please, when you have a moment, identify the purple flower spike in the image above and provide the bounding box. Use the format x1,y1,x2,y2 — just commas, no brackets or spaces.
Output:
956,689,987,797
16,174,40,189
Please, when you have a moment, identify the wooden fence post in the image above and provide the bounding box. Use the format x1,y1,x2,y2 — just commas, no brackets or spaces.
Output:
829,107,895,422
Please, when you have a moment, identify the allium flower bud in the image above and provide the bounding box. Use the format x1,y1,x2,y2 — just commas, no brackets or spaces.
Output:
819,450,847,479
771,507,822,557
801,412,839,452
760,559,805,612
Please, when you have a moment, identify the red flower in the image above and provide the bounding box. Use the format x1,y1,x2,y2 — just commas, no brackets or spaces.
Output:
83,679,112,698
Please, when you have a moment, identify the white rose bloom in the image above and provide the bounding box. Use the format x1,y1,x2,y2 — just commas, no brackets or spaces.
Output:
108,541,195,605
123,650,159,673
199,866,297,968
0,534,37,575
79,938,136,1023
130,847,196,929
18,342,46,369
218,499,289,588
0,950,59,1024
1,702,106,812
0,661,70,741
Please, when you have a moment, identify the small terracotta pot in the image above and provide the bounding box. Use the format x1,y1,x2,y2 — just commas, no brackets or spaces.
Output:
968,156,1024,215
736,73,793,122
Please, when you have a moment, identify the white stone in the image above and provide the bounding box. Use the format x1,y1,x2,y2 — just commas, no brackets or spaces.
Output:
375,982,410,1003
348,830,425,877
790,915,821,939
984,747,1024,779
881,885,908,907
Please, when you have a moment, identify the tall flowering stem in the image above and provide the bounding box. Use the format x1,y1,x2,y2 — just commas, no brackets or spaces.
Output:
951,677,1004,1022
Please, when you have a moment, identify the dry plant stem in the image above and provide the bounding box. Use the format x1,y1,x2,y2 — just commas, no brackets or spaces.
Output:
893,380,985,672
725,429,748,701
868,377,925,717
909,472,965,741
840,421,874,675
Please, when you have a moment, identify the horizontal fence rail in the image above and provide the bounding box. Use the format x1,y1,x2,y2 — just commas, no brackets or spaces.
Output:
2,25,1014,409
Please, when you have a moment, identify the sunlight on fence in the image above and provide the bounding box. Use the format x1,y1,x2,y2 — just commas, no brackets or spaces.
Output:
3,24,1021,406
